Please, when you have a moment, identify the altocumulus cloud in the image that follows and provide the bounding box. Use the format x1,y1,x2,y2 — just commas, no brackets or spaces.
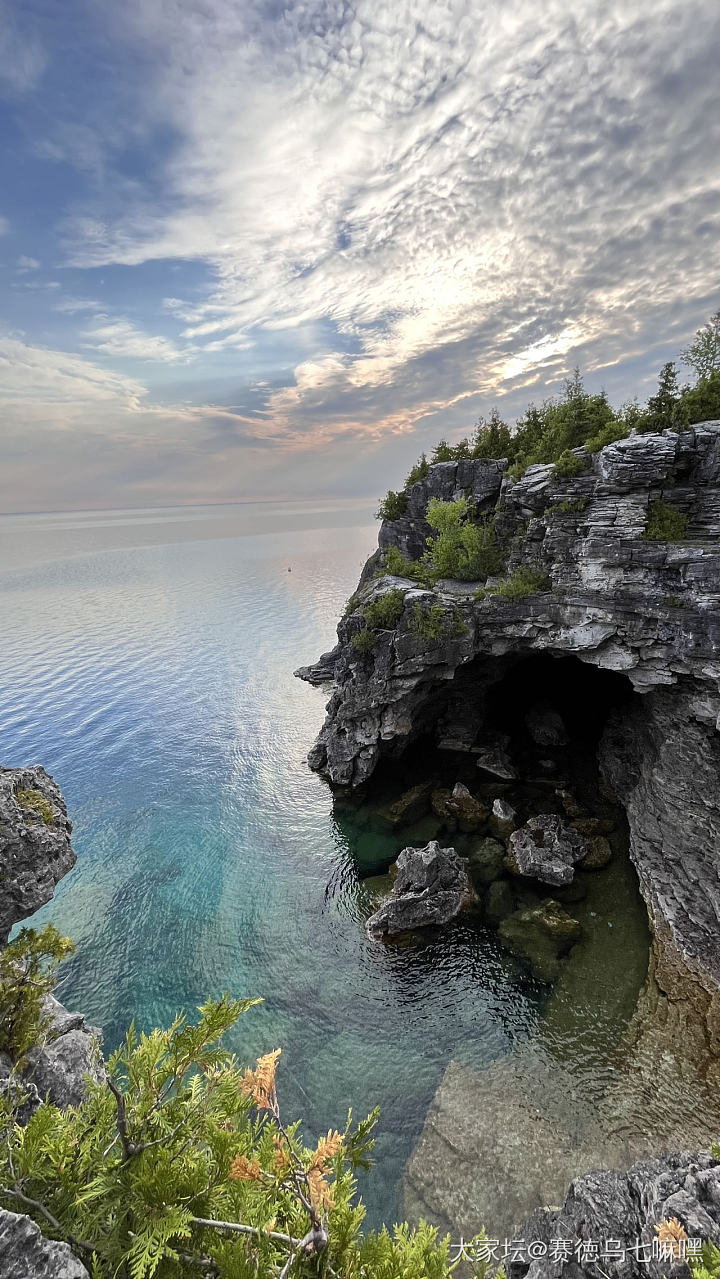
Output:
1,0,720,509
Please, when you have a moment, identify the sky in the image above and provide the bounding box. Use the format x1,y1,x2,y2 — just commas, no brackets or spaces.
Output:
1,0,719,513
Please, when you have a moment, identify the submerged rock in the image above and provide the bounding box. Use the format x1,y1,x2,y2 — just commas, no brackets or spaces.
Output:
366,841,469,938
0,1208,89,1278
507,814,588,886
484,878,515,924
468,837,506,886
581,834,613,869
499,899,582,982
431,784,488,831
375,782,432,829
0,766,76,945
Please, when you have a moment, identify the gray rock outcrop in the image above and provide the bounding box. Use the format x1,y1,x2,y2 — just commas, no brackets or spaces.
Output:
0,766,76,945
511,1151,720,1279
507,814,589,886
0,1209,89,1278
366,841,469,938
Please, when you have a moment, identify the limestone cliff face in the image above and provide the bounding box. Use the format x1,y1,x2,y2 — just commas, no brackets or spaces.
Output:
0,765,77,946
298,423,720,1027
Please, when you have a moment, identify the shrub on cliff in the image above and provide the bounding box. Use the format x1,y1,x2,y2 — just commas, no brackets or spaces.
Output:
553,449,586,478
425,498,504,581
351,627,378,654
491,565,551,599
0,925,74,1059
0,993,503,1279
644,500,689,542
362,588,406,629
376,489,408,521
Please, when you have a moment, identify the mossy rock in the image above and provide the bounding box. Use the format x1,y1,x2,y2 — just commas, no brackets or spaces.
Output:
375,783,433,830
579,835,613,870
572,816,615,837
14,787,56,827
499,899,582,983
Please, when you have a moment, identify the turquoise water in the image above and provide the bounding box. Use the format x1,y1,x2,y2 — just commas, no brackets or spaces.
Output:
0,502,545,1226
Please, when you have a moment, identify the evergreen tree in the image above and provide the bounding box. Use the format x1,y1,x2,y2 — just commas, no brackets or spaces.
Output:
682,311,720,382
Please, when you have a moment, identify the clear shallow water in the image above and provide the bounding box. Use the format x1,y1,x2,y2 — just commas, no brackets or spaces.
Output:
0,502,549,1226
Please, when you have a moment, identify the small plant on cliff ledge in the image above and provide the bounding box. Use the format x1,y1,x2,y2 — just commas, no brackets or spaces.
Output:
0,994,503,1279
362,588,406,629
351,627,378,654
644,499,689,542
0,925,74,1059
553,449,587,478
491,565,551,599
410,601,448,643
425,498,505,581
14,786,56,826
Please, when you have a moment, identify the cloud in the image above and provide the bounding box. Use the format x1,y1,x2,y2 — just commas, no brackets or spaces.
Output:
0,216,9,236
0,1,46,95
17,255,40,271
80,316,193,363
53,0,720,452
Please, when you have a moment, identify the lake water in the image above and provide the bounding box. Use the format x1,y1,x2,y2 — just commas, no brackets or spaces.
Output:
0,501,656,1230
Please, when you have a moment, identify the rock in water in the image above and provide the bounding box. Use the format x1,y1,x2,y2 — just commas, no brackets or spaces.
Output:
489,797,518,841
499,899,582,982
366,841,469,938
0,766,76,945
475,743,517,779
507,814,588,886
0,1207,89,1277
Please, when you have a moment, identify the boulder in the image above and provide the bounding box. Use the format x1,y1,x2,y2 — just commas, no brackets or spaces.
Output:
580,835,613,869
0,766,76,945
511,1151,720,1279
525,704,569,747
507,814,589,886
572,815,615,837
499,899,582,982
23,995,104,1111
474,743,517,780
0,1207,89,1278
489,797,518,841
366,841,469,938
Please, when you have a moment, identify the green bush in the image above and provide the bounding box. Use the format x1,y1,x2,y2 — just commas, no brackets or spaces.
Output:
0,993,509,1279
644,500,688,542
410,602,448,642
381,545,437,587
376,490,408,521
491,565,551,599
548,498,589,517
585,420,630,452
351,628,377,654
363,589,405,629
405,453,430,486
425,498,504,581
553,449,586,478
0,926,74,1060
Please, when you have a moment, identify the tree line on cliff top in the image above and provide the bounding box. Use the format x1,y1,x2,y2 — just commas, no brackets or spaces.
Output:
378,311,720,522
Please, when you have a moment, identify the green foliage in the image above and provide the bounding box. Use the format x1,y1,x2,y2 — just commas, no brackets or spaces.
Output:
690,1240,720,1278
548,498,589,517
15,787,56,826
431,439,456,463
682,370,720,426
642,362,687,433
471,408,513,460
410,602,448,643
342,591,362,618
351,628,377,654
553,449,586,478
425,499,505,582
0,926,74,1059
644,500,689,542
376,490,408,521
381,545,437,587
682,311,720,383
0,994,502,1279
491,565,551,599
362,589,406,629
405,453,430,486
584,419,630,452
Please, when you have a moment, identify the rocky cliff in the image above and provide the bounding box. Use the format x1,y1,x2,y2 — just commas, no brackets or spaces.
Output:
298,424,720,1034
